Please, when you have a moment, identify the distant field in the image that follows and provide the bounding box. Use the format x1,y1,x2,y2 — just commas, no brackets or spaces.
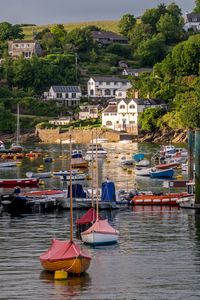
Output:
22,20,120,39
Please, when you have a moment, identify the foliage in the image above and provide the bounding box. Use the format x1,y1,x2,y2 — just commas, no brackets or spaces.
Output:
139,107,165,131
118,14,136,37
194,0,200,13
0,22,24,41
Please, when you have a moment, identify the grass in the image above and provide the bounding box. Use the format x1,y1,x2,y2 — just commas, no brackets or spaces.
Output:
22,20,120,39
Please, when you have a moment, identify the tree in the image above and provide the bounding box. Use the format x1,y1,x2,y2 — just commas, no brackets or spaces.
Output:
0,22,24,41
141,8,163,32
139,107,165,131
118,14,136,37
167,2,182,19
194,0,200,13
129,23,152,48
50,24,67,42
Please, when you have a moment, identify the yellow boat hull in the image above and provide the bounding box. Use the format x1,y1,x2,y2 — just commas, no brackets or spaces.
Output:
40,257,91,274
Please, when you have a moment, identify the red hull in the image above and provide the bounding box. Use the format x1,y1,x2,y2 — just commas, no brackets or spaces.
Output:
0,178,39,187
132,193,188,206
155,162,180,169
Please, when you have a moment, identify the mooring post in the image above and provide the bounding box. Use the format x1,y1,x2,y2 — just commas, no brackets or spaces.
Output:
188,129,194,180
195,129,200,204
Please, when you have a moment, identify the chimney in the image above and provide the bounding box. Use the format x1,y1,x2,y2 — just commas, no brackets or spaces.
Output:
134,90,139,99
146,92,150,99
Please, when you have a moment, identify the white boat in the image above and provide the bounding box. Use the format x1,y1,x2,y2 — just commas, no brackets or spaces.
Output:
120,156,134,166
90,138,108,144
176,182,195,208
86,144,107,156
26,172,52,178
0,161,18,168
55,138,76,144
135,167,151,176
135,159,150,167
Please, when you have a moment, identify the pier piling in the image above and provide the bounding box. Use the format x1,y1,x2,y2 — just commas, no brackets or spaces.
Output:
195,129,200,204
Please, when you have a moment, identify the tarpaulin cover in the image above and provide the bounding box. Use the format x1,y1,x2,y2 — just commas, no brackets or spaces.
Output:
76,207,100,225
40,240,91,262
81,219,119,235
101,181,116,202
67,184,87,198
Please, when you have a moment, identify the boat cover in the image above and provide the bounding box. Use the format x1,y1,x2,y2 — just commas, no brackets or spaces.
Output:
101,181,116,202
133,153,145,162
76,207,101,225
71,153,82,158
40,239,91,262
67,184,87,198
81,219,119,235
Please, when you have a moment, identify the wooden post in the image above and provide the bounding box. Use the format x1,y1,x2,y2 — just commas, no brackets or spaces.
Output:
188,129,194,180
195,129,200,204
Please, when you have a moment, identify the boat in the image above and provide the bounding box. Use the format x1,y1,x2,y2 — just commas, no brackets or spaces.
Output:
40,135,91,274
149,168,174,179
135,167,151,176
86,144,107,156
0,161,19,168
0,177,39,187
53,169,87,181
133,153,145,162
135,159,150,167
90,138,108,144
81,141,119,246
26,172,52,178
176,182,195,208
0,140,5,150
120,156,134,166
131,193,184,206
71,152,88,169
155,162,180,169
10,104,23,153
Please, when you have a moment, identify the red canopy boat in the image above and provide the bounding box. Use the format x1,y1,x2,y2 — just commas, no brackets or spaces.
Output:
76,207,100,225
0,178,39,187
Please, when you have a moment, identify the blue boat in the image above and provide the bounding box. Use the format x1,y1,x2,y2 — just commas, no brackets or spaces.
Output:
133,153,145,162
149,168,174,179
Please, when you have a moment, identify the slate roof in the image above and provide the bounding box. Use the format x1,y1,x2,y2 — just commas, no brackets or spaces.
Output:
51,86,81,93
133,98,166,106
124,68,153,74
91,30,128,42
186,13,200,22
90,76,130,83
9,40,37,44
103,105,118,113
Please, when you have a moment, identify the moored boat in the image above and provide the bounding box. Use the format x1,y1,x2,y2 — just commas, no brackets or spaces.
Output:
155,162,180,169
26,171,52,178
149,168,174,179
0,177,39,187
131,192,186,206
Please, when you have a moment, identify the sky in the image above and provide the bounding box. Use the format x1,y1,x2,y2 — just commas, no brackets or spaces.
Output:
0,0,195,25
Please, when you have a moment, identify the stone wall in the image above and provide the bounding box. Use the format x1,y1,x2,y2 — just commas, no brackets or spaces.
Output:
36,128,121,143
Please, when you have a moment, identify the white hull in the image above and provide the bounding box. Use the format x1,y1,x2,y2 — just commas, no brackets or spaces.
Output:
0,162,18,168
81,232,118,245
135,168,151,176
57,198,117,210
177,196,195,208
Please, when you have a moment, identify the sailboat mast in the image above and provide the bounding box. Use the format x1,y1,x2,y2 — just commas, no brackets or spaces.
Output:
69,134,73,242
16,103,20,145
95,135,99,220
91,131,94,208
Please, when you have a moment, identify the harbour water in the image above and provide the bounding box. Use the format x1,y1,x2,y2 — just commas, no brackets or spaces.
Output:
1,142,199,299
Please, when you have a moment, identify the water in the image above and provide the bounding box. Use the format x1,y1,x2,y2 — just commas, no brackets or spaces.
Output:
1,142,197,299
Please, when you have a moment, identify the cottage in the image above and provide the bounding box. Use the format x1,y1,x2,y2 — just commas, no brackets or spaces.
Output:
8,40,43,58
122,68,153,76
102,98,167,134
87,76,131,98
79,105,100,120
91,30,128,45
44,86,82,107
49,117,72,126
184,13,200,31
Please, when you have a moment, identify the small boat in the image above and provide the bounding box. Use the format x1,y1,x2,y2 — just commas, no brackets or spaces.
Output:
40,135,91,274
155,162,180,169
86,144,107,156
55,138,76,144
0,140,5,150
21,189,68,200
71,155,88,169
133,153,145,162
176,182,195,208
90,138,108,144
26,172,52,179
0,161,19,168
135,159,150,167
150,168,174,179
0,177,39,187
120,156,134,166
131,193,183,206
135,167,151,176
26,152,41,158
43,157,53,163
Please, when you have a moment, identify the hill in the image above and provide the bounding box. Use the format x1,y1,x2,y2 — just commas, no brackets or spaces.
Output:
22,20,120,39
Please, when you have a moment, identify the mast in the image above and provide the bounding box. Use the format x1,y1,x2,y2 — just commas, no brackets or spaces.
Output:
16,103,20,146
95,133,99,221
91,131,94,208
69,134,73,242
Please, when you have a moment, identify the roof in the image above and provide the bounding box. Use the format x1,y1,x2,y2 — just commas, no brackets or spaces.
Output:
90,76,130,83
91,30,128,42
124,68,153,74
51,86,81,93
133,98,167,106
186,13,200,22
103,104,118,113
8,40,37,44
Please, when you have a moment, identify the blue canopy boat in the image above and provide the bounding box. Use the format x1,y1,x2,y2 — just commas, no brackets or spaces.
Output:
149,168,174,179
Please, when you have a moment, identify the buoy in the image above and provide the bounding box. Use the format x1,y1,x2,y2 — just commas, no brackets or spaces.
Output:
86,175,92,180
123,167,127,171
176,174,183,179
54,270,68,280
40,164,44,168
114,156,119,158
106,160,110,163
39,180,45,186
127,169,132,174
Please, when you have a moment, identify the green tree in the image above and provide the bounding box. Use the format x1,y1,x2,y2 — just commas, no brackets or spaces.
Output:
194,0,200,13
0,22,24,41
118,14,136,37
129,23,152,48
139,107,165,131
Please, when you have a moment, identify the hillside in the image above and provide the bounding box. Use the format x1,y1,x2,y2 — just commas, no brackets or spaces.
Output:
22,20,120,39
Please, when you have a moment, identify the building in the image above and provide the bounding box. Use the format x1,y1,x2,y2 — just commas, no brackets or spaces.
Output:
91,30,128,45
87,76,131,98
122,68,153,76
115,86,130,99
184,13,200,31
102,98,167,133
8,40,43,58
49,117,72,126
44,86,82,107
79,105,100,120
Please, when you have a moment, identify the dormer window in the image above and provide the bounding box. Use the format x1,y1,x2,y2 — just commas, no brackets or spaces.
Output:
120,105,125,109
192,18,198,22
129,105,135,109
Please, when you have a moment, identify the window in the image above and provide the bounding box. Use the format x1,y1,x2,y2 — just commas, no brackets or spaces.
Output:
129,121,135,124
120,105,125,109
65,93,69,98
105,89,111,96
114,82,118,85
72,93,76,98
118,92,122,97
106,121,112,126
111,113,117,115
106,82,110,85
129,105,135,109
90,90,94,96
104,113,109,116
57,93,62,98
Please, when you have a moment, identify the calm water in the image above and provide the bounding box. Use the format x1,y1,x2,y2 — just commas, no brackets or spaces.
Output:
1,142,198,300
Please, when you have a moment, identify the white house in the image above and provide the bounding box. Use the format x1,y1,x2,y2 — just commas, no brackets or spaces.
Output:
44,86,81,106
87,76,131,98
8,40,43,58
49,117,72,126
184,13,200,31
115,86,130,99
122,68,153,76
79,105,100,120
102,98,167,134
